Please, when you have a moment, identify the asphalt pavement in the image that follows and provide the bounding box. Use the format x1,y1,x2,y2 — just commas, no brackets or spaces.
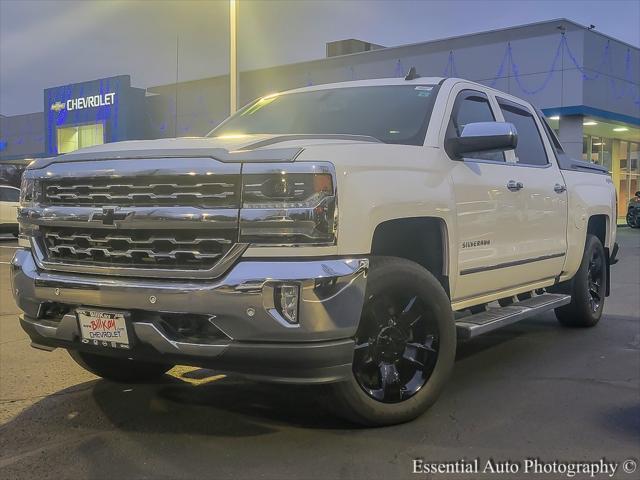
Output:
0,230,638,480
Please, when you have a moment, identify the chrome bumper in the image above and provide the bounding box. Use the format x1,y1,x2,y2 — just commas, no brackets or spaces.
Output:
12,250,368,383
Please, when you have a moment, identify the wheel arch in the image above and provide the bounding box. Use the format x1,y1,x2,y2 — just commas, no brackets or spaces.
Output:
587,214,609,248
370,216,450,297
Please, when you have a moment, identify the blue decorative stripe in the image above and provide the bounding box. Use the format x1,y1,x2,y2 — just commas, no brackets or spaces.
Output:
541,106,640,126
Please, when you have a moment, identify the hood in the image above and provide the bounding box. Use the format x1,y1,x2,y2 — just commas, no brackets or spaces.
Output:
29,134,381,169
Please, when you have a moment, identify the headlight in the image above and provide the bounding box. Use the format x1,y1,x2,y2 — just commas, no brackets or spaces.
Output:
240,162,337,245
19,176,39,207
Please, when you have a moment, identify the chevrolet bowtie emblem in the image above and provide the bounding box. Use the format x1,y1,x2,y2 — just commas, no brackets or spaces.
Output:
102,207,116,225
90,207,130,226
50,101,65,112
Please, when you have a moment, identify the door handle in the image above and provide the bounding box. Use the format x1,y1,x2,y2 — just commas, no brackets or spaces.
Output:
554,183,567,193
507,180,524,191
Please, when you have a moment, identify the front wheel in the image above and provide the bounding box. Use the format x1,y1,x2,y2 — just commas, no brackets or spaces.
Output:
326,257,456,426
554,234,607,327
69,350,173,383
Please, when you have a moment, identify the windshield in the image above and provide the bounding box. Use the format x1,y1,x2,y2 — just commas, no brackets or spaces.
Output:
209,85,439,146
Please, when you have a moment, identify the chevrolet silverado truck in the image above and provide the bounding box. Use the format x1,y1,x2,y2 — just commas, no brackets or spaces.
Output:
12,75,619,426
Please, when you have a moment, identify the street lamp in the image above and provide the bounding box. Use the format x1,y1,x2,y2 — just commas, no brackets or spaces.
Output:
229,0,238,114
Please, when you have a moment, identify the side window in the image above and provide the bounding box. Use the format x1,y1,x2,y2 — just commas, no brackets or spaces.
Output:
538,113,564,154
498,100,549,166
447,90,504,162
0,187,19,202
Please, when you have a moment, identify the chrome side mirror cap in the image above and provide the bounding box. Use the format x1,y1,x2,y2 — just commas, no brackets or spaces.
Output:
446,122,518,159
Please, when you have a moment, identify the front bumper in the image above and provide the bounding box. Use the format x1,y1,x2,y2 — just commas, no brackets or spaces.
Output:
11,249,368,383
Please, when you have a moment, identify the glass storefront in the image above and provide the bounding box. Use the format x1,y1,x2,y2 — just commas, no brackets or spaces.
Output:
583,134,639,221
56,123,104,154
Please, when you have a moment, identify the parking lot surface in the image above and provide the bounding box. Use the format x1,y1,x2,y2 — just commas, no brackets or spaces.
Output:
0,230,638,479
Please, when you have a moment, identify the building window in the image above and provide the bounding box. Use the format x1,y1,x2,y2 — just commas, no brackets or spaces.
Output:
630,142,639,214
610,140,639,221
56,123,104,154
582,134,640,221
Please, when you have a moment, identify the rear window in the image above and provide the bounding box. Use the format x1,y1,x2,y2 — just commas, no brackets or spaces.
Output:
209,85,439,146
0,187,19,202
498,100,549,166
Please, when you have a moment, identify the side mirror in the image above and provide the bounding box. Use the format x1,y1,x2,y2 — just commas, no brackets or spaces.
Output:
446,122,518,159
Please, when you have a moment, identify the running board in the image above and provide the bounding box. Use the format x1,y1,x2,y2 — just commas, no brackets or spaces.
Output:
455,293,571,340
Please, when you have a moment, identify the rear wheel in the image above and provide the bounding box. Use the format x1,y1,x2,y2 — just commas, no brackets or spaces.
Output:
555,234,606,327
69,350,173,383
326,257,456,426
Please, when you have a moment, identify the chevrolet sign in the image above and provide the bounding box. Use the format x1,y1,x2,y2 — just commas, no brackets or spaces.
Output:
50,92,116,113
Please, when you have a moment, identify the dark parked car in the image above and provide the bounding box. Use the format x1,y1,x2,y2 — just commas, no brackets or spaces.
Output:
627,191,640,228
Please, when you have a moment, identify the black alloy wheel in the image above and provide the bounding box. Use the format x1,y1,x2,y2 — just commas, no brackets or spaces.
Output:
353,291,439,403
325,256,455,426
554,234,606,328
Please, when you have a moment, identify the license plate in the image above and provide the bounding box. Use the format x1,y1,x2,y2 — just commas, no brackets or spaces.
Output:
77,309,131,349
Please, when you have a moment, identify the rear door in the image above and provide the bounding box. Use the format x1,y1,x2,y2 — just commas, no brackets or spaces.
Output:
494,97,568,280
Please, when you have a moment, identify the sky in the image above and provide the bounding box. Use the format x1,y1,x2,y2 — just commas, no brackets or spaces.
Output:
1,0,639,116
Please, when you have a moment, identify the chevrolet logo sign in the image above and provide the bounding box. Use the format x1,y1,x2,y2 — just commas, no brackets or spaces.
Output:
50,101,65,112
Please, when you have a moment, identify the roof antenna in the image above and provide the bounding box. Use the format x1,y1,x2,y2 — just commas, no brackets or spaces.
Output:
404,66,421,81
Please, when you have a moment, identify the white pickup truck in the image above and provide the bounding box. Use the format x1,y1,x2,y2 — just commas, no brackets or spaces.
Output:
0,185,20,236
13,75,618,426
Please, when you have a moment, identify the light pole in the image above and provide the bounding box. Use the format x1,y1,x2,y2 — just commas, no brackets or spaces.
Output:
229,0,238,114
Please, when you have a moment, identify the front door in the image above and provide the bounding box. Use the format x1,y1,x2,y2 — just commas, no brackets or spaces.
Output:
445,87,524,301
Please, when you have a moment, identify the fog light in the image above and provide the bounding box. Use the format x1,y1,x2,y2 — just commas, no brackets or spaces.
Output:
275,284,300,324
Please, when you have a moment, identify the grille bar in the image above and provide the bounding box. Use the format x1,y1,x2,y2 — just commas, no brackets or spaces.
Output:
41,227,237,270
43,175,240,208
46,192,235,201
47,245,222,260
44,232,232,245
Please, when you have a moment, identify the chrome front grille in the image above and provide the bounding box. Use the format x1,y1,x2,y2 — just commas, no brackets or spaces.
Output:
43,175,240,208
28,158,244,278
40,227,237,270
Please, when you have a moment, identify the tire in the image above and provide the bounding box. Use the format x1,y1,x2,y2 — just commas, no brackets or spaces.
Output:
325,256,456,427
69,350,173,383
554,234,607,327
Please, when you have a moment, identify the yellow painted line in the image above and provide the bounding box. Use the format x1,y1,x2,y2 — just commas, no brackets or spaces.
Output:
168,365,226,386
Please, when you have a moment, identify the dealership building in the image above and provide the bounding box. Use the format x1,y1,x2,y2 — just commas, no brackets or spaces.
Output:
0,18,638,221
